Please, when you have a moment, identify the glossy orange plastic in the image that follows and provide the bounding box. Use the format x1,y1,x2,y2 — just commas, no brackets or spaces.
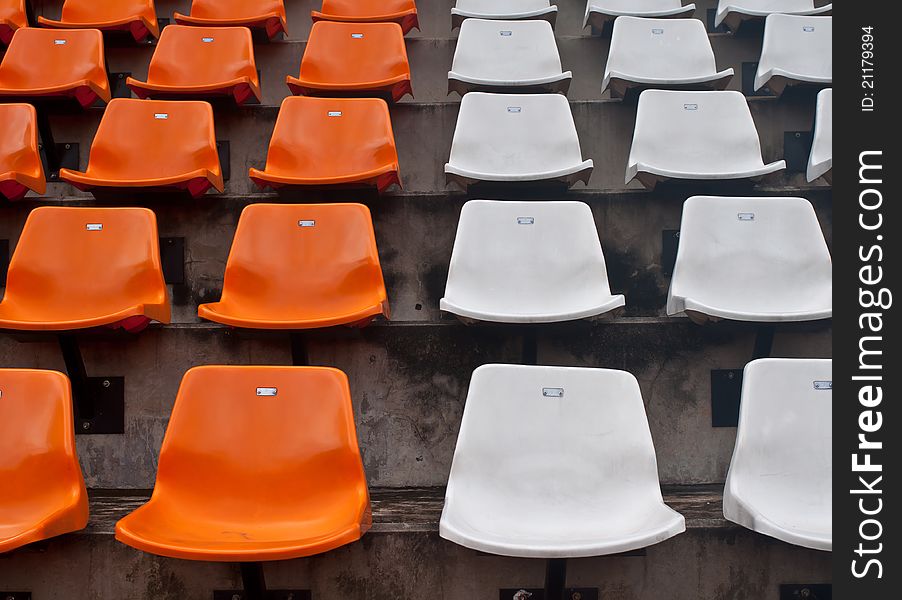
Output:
59,98,223,198
0,28,111,108
198,203,390,329
174,0,287,40
0,104,45,201
312,0,419,35
0,207,170,331
37,0,159,42
0,369,89,553
286,21,412,102
250,97,400,192
127,25,261,105
0,0,27,45
115,365,371,561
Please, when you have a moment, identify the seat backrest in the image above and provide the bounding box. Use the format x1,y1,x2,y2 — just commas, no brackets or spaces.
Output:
723,0,819,11
3,207,167,317
455,0,552,14
592,0,687,11
84,98,219,180
300,21,409,82
147,25,257,87
669,196,831,310
265,97,396,177
60,0,156,22
0,28,107,89
0,369,85,506
0,103,41,176
218,203,386,315
608,17,717,79
444,201,615,313
318,0,416,17
729,359,831,497
452,19,562,80
449,92,585,175
188,0,286,20
630,90,766,172
153,366,367,520
449,365,664,501
760,14,831,78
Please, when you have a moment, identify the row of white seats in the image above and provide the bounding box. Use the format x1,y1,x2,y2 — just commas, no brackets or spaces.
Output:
450,15,831,97
442,197,831,324
448,0,832,33
445,89,833,187
441,359,832,555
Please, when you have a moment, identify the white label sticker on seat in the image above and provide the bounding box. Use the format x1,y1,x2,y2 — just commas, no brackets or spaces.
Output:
684,104,698,111
813,381,832,390
803,26,815,32
652,28,664,34
54,39,67,45
507,107,522,113
328,111,342,117
202,37,214,43
154,113,169,120
256,387,278,396
517,217,535,225
86,223,103,231
738,213,755,221
298,220,316,227
500,31,513,36
542,387,564,398
351,33,364,38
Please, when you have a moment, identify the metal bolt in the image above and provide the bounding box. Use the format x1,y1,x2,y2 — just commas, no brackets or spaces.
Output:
65,144,71,150
728,372,735,379
82,422,91,430
572,593,583,600
795,132,802,138
231,595,241,600
103,379,111,388
800,589,811,599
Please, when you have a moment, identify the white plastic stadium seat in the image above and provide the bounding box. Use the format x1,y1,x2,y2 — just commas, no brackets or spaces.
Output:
451,0,558,30
603,17,733,98
449,19,571,95
584,1,696,32
715,0,832,33
626,90,785,188
667,196,832,323
724,358,832,551
808,88,832,183
445,92,593,188
441,200,625,323
440,364,686,557
754,14,832,95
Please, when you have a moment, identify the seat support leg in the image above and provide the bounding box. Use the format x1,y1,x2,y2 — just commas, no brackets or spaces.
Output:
290,332,309,367
522,326,538,366
751,324,775,359
57,334,125,434
24,0,36,26
35,107,62,178
543,558,567,600
240,563,267,600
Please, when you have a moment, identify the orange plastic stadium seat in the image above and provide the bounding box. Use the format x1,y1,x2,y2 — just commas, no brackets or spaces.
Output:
312,0,419,35
115,365,371,561
59,99,224,198
0,0,27,46
286,21,412,102
250,97,400,193
198,203,390,329
127,25,261,105
0,104,45,201
37,0,159,42
0,28,111,108
174,0,287,40
0,207,170,332
0,369,89,553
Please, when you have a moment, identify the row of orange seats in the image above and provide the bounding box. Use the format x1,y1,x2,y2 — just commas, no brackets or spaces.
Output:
0,0,419,44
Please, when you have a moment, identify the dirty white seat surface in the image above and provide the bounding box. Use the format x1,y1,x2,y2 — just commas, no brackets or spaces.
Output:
626,90,785,187
807,88,832,183
451,0,558,29
445,92,593,188
755,15,831,95
667,196,832,322
440,364,686,558
724,358,832,551
584,0,696,30
603,17,733,97
449,19,571,95
715,0,832,31
441,200,625,323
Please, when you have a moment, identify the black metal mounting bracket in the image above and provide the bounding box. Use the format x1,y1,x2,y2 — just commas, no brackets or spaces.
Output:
705,9,728,33
160,237,186,285
290,332,309,367
501,558,598,600
217,141,231,181
741,62,770,97
109,73,133,99
1,239,9,287
784,131,814,173
0,593,32,600
213,563,311,600
780,584,832,600
711,325,776,427
57,335,125,435
38,143,79,182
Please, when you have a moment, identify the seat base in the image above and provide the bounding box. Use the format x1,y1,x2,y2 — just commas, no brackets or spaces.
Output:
173,13,287,40
451,7,557,31
585,6,697,33
36,16,158,43
126,78,261,106
605,71,734,100
286,77,412,103
311,11,419,35
249,169,400,195
448,74,572,97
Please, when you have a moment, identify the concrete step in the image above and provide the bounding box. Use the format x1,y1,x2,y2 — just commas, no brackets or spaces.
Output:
0,319,831,489
0,485,831,600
